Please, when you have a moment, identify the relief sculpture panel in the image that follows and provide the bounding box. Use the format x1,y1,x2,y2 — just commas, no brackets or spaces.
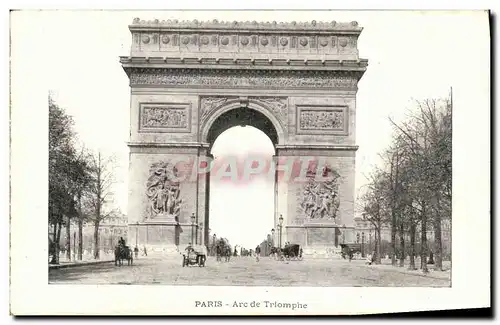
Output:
139,103,191,133
299,166,341,221
300,110,343,130
296,105,348,135
145,161,183,221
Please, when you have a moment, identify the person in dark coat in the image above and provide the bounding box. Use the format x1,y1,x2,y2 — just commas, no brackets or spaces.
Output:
255,245,261,262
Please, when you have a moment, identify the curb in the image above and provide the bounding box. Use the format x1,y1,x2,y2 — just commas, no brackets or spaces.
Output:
49,260,114,269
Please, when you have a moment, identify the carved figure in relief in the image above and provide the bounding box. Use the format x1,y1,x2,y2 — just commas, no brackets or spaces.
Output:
300,167,340,220
145,162,182,219
253,97,287,126
201,97,230,121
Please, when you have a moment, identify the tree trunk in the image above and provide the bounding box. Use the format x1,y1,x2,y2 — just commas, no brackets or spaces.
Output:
93,220,100,259
399,221,405,267
55,221,62,264
375,227,382,264
78,219,83,260
434,213,443,271
77,192,83,260
65,216,71,261
391,211,397,266
409,222,417,270
50,222,58,264
420,205,428,273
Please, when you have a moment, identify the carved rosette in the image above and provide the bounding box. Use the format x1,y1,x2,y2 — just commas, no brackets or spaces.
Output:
299,166,341,220
252,97,288,129
145,161,183,220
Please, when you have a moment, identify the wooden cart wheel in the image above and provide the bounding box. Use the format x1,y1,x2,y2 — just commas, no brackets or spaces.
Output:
289,252,296,260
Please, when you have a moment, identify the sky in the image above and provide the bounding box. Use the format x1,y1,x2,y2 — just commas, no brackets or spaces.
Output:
30,10,489,249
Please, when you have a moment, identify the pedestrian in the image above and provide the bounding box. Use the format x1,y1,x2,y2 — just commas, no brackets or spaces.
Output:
143,246,148,256
255,245,261,262
134,246,139,259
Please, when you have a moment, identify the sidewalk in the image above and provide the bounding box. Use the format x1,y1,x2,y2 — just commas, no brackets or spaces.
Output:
359,260,451,280
49,259,115,269
49,253,116,269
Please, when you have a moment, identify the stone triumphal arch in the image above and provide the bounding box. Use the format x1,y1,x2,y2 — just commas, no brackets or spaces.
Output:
121,18,368,256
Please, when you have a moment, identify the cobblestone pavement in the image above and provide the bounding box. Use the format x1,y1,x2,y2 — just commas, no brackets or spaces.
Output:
48,255,451,287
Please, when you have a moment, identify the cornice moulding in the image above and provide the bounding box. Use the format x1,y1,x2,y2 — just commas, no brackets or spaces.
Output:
129,18,363,34
120,56,368,71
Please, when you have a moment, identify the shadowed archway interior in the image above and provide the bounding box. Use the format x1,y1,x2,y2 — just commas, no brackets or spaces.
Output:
206,107,279,150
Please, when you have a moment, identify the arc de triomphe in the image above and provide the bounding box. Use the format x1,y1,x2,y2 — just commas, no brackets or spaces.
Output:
120,18,368,256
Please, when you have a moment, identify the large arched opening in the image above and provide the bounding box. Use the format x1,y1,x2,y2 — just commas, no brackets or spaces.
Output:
203,106,281,254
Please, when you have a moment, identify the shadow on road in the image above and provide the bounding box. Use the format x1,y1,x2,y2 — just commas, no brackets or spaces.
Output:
48,261,137,283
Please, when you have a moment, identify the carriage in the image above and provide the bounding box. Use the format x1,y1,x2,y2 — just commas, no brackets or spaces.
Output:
182,245,207,267
215,239,231,262
114,245,133,266
340,243,362,260
278,244,303,261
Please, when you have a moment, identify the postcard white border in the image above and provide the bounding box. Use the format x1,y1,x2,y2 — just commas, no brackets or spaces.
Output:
8,6,491,316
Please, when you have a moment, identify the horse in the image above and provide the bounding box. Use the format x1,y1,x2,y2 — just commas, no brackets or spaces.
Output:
224,247,231,262
269,246,282,260
215,239,232,262
114,245,133,266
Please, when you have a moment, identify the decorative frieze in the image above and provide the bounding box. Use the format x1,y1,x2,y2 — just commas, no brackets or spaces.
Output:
129,18,361,59
129,68,359,90
139,103,191,133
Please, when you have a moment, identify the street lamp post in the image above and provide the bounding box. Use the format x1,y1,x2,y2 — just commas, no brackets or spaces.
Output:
369,232,372,254
190,213,195,245
199,222,204,247
278,214,284,249
136,221,139,247
212,233,216,256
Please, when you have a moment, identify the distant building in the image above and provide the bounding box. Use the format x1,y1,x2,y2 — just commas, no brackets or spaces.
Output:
353,214,451,258
58,211,129,253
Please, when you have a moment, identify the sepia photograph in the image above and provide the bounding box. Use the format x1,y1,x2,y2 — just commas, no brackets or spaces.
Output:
9,8,490,315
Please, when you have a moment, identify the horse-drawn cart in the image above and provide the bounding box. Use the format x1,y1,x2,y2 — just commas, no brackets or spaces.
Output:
182,245,207,267
114,245,133,266
340,243,362,260
281,244,303,261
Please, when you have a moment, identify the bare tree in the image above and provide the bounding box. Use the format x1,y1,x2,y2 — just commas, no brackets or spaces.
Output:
49,96,80,264
85,151,117,259
389,95,452,272
359,169,391,265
